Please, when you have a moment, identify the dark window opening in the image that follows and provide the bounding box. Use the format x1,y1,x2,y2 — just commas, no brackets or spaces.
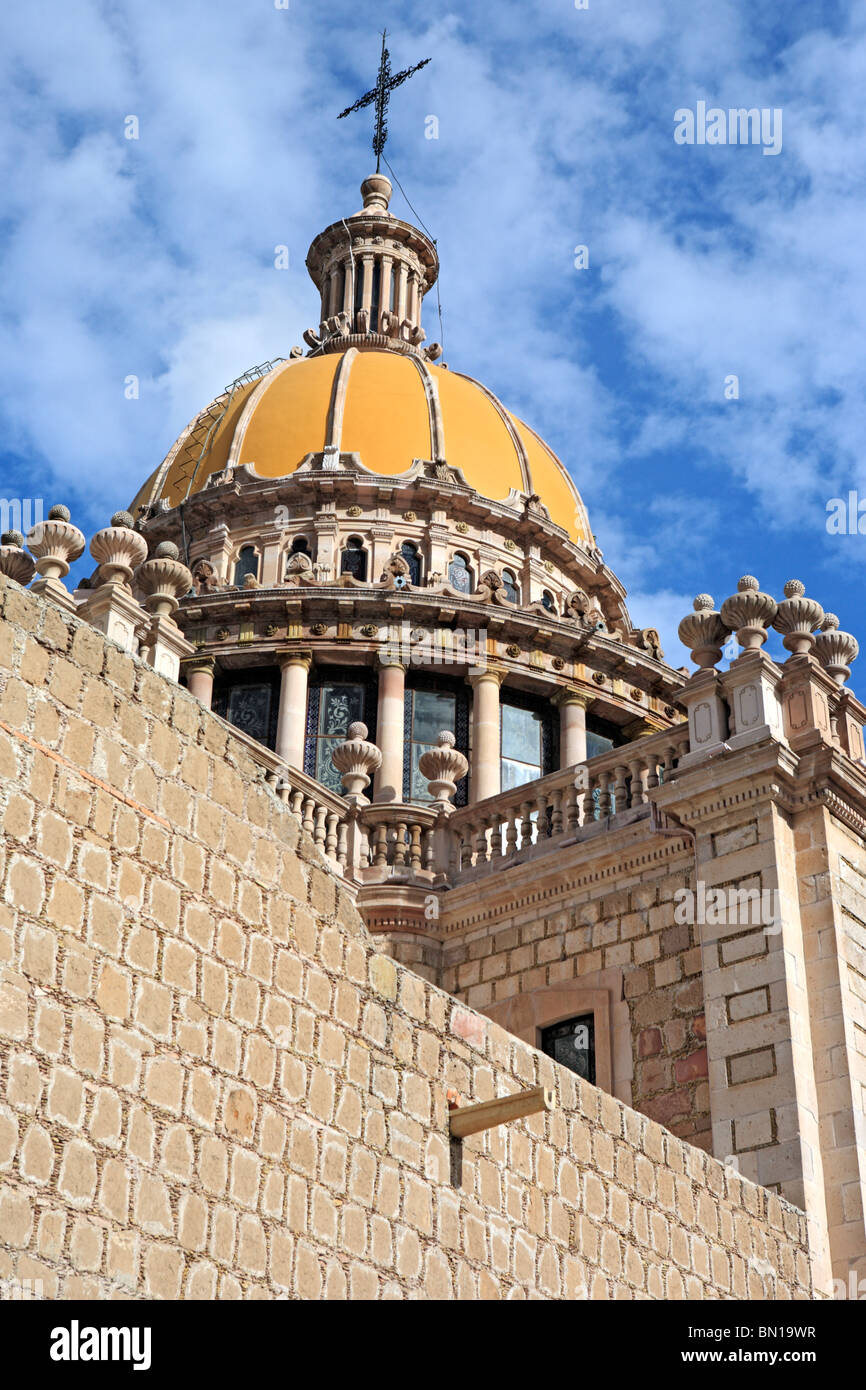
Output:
212,667,280,751
541,1014,595,1084
291,536,310,555
501,569,519,604
340,536,368,581
541,590,556,614
400,541,422,586
233,546,259,587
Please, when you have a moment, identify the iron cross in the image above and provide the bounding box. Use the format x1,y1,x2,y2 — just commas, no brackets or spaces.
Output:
337,31,431,172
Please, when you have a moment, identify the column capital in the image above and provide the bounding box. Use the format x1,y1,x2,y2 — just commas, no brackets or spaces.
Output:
375,652,407,672
181,655,215,677
467,663,507,688
552,685,592,710
277,647,313,671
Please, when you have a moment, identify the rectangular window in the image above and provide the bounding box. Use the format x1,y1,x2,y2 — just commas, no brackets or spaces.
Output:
313,684,366,795
500,702,543,790
226,684,272,745
540,1015,595,1084
406,689,456,802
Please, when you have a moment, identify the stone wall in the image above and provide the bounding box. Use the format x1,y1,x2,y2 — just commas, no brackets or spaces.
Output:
0,575,815,1299
436,828,711,1150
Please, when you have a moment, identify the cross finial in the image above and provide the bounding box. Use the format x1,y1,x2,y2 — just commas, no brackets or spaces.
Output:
337,30,431,173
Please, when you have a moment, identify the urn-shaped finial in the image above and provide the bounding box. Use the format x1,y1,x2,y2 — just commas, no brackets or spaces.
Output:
677,594,731,670
814,613,859,686
418,731,469,805
719,575,778,652
0,531,36,586
330,721,383,802
25,505,86,581
771,579,824,656
89,512,148,588
135,542,193,618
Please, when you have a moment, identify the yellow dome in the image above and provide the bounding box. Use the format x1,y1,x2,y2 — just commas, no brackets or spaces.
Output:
132,349,591,543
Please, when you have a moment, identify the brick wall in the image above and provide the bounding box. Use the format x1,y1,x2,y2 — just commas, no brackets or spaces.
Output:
0,576,814,1299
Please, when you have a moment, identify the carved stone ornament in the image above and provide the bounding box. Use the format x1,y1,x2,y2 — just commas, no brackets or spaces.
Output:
26,504,86,581
814,613,859,686
771,579,824,656
473,570,512,606
564,588,591,621
284,552,318,587
191,560,220,595
677,595,731,670
418,730,468,804
135,542,193,618
380,554,412,589
0,531,36,585
330,721,382,800
635,627,664,661
719,576,778,652
89,512,148,589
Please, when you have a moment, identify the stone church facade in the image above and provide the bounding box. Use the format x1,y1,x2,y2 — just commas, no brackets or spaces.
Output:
0,173,863,1299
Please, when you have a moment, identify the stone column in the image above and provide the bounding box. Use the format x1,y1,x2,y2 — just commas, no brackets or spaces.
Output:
276,650,312,770
396,262,408,322
360,254,374,319
374,658,406,803
554,688,590,768
468,665,506,803
380,256,394,324
185,657,215,709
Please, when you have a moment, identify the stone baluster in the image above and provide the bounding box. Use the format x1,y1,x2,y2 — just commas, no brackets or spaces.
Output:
550,787,564,836
135,541,194,680
373,823,389,868
26,505,85,613
611,764,628,813
596,771,611,818
290,789,304,816
564,782,580,831
537,791,550,841
325,812,339,862
0,532,36,587
628,757,648,807
337,822,349,869
313,804,328,853
302,797,315,836
80,512,149,653
518,798,533,848
504,807,518,856
408,822,423,870
393,821,408,869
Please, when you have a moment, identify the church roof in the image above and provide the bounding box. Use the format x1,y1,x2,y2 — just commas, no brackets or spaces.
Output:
130,349,592,543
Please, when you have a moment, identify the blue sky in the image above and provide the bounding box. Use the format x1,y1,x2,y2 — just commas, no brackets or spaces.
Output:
1,0,864,670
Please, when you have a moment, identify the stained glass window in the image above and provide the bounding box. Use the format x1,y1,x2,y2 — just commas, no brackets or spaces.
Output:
314,684,366,794
541,1015,595,1084
226,684,272,745
340,537,367,581
501,702,543,790
448,553,472,593
541,590,556,613
406,689,457,802
233,546,259,587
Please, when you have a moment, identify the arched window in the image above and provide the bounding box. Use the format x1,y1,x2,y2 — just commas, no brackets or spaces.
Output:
448,552,472,594
501,569,519,604
400,541,422,586
233,546,259,587
340,536,368,581
290,536,310,555
541,589,556,614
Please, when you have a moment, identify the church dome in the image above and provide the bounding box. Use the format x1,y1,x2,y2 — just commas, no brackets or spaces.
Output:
131,349,592,544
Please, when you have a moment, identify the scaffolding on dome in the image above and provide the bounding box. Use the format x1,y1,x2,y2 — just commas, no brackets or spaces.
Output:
173,358,286,504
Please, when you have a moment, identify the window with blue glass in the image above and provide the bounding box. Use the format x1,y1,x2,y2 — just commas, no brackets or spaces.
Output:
400,541,422,586
405,689,457,802
500,701,544,790
312,683,367,795
501,569,519,603
448,553,472,593
340,536,368,581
